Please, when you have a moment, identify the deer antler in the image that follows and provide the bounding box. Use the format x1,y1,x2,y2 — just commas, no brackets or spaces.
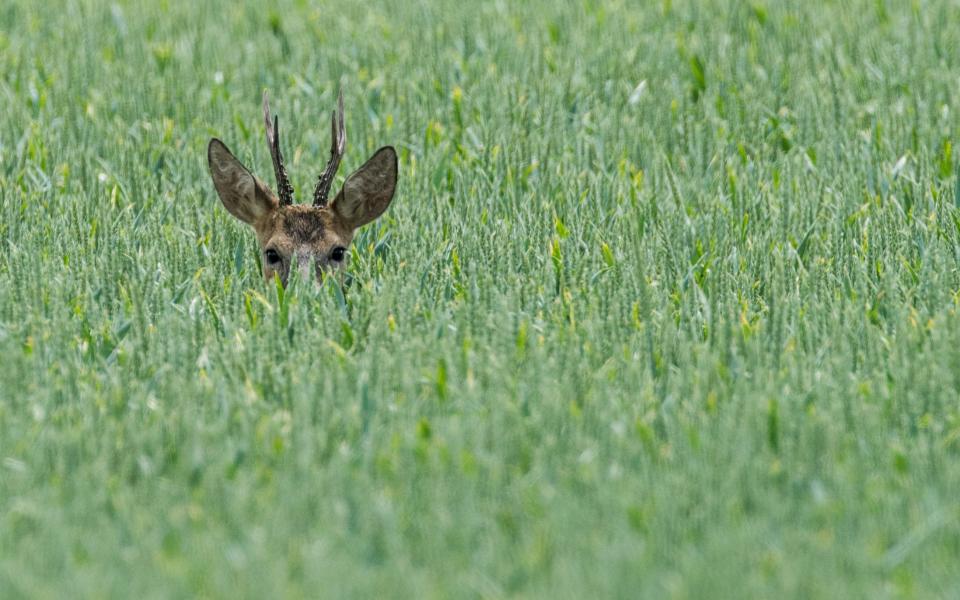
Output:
263,91,295,206
313,88,346,207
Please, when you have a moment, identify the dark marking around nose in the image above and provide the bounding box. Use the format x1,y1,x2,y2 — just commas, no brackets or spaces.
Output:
283,212,325,241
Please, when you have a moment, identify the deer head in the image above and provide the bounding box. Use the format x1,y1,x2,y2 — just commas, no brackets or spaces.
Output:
207,89,398,286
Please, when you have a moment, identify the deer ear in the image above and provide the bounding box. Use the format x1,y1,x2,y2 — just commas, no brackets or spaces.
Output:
329,146,398,230
208,139,278,224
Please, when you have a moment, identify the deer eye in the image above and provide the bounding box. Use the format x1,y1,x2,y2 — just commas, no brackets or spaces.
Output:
330,247,346,262
265,248,282,264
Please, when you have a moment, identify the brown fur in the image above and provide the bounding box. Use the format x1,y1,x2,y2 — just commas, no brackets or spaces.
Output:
207,117,397,286
249,205,353,283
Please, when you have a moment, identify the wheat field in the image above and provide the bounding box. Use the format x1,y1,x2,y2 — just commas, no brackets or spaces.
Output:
2,0,960,597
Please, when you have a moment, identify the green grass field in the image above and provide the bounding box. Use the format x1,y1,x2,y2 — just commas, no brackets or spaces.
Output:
2,0,960,597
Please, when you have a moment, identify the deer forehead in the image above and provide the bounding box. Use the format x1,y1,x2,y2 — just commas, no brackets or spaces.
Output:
255,206,350,251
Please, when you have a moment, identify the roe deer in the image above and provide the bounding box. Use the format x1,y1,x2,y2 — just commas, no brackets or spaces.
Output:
207,89,397,285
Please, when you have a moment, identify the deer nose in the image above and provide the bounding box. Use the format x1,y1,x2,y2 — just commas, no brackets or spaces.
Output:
290,252,319,284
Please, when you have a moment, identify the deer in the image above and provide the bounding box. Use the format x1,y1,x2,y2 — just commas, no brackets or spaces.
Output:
207,89,397,286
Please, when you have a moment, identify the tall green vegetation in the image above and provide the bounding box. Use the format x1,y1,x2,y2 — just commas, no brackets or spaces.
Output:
1,0,959,597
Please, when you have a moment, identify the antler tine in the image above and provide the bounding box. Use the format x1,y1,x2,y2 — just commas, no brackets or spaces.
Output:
313,88,346,207
263,91,295,206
